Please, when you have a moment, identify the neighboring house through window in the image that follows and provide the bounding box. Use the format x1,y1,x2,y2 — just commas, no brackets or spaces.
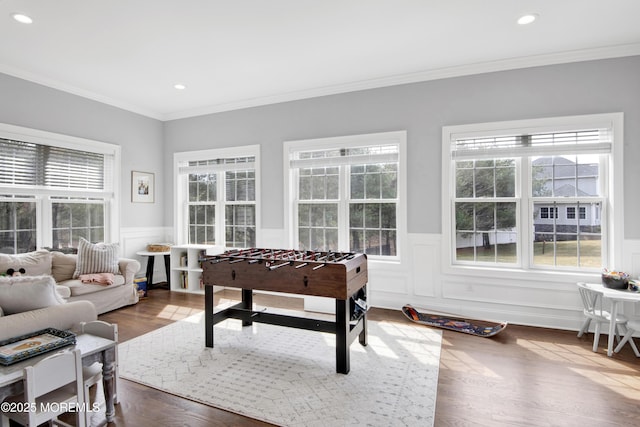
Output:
0,123,120,253
284,131,406,260
174,145,260,248
442,113,623,273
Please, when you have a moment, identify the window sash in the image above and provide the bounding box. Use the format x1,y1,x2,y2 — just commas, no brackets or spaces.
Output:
183,158,256,247
293,162,399,255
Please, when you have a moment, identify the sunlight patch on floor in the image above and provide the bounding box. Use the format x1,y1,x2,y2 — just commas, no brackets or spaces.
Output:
439,348,502,378
363,334,400,359
516,338,636,371
569,366,640,400
157,304,202,320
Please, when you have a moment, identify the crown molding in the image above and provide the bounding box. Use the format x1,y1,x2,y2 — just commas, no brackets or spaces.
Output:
164,43,640,121
3,43,640,122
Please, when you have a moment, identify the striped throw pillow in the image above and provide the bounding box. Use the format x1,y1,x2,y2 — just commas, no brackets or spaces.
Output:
73,238,120,278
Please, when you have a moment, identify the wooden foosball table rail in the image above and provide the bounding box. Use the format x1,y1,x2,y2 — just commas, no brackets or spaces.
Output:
202,248,368,374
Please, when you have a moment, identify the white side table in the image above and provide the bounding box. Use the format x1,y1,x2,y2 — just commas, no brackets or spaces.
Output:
136,251,170,289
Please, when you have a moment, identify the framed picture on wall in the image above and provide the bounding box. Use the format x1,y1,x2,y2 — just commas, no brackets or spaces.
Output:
131,171,154,203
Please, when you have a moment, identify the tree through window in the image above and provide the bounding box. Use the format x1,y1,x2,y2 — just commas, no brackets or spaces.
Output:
444,114,621,272
286,131,405,258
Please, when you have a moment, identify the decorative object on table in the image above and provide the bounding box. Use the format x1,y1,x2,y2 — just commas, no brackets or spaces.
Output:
147,243,171,252
628,279,640,293
402,304,508,337
0,327,76,365
131,170,154,203
601,268,629,289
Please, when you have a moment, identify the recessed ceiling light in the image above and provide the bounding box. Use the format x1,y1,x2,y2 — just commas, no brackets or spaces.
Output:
517,14,538,25
174,84,186,90
12,13,33,24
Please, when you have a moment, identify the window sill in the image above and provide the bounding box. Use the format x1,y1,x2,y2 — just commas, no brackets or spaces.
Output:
444,263,601,285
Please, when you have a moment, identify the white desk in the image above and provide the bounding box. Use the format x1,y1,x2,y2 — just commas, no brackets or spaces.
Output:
583,283,640,356
0,333,117,423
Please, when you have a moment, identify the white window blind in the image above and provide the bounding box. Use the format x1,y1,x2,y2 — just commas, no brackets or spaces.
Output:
0,138,109,191
451,129,612,160
290,145,399,168
178,156,256,174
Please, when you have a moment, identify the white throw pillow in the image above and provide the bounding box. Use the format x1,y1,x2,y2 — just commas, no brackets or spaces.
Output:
0,275,65,315
0,250,52,277
51,251,78,282
73,238,120,279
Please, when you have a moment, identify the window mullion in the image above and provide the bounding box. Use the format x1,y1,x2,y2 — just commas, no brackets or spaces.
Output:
217,171,225,246
339,165,350,251
519,156,530,269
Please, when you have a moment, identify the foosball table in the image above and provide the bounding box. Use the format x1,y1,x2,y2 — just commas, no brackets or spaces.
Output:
201,248,368,374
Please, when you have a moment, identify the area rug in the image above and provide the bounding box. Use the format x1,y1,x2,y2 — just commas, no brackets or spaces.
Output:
118,312,442,426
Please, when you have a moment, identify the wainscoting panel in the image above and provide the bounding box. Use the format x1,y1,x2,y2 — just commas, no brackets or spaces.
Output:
621,239,640,318
128,227,640,332
408,233,441,298
441,277,579,310
368,272,408,295
120,227,173,282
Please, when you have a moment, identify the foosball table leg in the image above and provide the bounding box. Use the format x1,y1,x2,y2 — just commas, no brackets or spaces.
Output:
359,311,368,347
205,285,214,348
336,298,350,374
241,289,253,327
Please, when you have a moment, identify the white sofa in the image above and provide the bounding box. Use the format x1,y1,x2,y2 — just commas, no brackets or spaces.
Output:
0,249,140,315
50,251,141,314
0,300,97,342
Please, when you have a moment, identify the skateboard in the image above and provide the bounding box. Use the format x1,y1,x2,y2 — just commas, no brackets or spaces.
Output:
402,304,507,337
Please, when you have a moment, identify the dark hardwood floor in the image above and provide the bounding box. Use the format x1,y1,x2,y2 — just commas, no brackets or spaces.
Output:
98,288,640,427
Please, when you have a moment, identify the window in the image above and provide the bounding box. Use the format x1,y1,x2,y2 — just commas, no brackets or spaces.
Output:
285,131,406,259
566,206,587,220
0,124,119,253
540,207,558,219
174,146,260,248
0,197,36,253
443,114,623,273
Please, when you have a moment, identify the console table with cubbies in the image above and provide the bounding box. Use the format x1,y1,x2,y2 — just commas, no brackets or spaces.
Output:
169,244,221,293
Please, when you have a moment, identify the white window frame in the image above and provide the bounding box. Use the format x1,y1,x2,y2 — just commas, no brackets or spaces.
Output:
441,113,623,279
173,145,261,247
283,131,407,262
0,123,121,247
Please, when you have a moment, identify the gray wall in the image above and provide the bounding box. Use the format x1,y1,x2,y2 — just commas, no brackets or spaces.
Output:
2,56,639,236
164,56,640,237
0,73,165,228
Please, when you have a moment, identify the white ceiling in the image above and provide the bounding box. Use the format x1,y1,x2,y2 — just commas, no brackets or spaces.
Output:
1,0,640,121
